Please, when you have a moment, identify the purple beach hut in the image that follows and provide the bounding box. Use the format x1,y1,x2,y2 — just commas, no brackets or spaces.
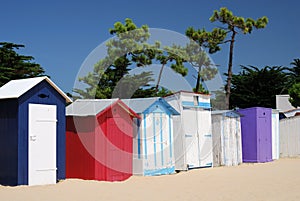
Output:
238,107,272,163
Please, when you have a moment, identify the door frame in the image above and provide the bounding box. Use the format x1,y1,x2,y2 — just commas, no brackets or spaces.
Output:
28,103,57,186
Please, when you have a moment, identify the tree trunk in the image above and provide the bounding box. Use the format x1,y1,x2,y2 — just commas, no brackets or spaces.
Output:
195,56,205,92
225,30,236,110
195,66,202,92
155,63,165,92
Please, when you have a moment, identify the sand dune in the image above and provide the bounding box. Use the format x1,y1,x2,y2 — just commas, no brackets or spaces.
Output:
1,158,300,201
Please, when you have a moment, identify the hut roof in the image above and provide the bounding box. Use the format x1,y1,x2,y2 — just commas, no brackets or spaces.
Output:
0,76,72,103
122,97,179,115
66,99,140,118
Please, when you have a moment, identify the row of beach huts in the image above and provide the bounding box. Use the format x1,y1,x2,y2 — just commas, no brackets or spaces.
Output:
0,77,299,186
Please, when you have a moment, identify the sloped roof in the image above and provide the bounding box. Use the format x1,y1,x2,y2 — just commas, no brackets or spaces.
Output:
66,99,140,118
66,99,119,116
212,110,242,117
276,94,295,112
211,110,231,115
282,108,300,118
0,76,72,103
164,90,211,97
122,97,179,115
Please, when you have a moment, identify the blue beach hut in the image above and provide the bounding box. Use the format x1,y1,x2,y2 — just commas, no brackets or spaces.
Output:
0,77,72,186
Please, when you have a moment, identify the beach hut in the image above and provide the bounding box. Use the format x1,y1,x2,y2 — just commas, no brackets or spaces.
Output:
122,97,179,176
279,116,300,157
272,109,280,160
211,110,242,167
164,91,213,170
66,99,139,181
276,94,295,112
276,94,300,119
238,107,272,163
0,77,72,186
280,108,300,118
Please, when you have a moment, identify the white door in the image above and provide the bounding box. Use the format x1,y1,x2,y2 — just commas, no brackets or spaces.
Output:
153,113,173,171
197,110,213,167
183,108,200,168
144,113,174,175
144,113,154,171
272,113,279,159
144,113,163,172
28,104,57,186
162,114,174,169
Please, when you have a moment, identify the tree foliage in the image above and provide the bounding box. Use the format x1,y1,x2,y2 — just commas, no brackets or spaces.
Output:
230,65,289,109
288,59,300,107
210,8,269,34
74,19,158,99
186,27,227,54
185,27,226,93
210,89,226,110
288,58,300,83
288,82,300,108
209,7,268,109
154,45,188,92
0,42,45,87
74,18,189,99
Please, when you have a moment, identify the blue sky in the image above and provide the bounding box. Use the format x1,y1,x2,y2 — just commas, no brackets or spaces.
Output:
1,0,299,93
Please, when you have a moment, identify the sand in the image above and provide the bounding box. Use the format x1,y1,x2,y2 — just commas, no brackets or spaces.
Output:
1,158,300,201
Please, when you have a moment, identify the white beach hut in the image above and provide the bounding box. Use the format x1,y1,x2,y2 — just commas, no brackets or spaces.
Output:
164,91,213,170
280,116,300,157
272,109,280,160
122,97,179,176
211,110,243,167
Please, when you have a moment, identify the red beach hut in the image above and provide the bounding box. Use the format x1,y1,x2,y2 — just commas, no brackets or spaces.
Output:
66,99,140,181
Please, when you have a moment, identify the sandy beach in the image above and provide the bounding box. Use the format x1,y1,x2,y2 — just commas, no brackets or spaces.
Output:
1,158,299,201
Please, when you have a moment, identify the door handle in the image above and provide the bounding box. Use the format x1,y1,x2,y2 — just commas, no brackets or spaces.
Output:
36,168,57,171
30,135,37,141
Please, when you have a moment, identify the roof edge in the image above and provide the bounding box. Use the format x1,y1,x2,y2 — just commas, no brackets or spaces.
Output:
43,77,73,103
97,99,141,119
164,90,211,98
